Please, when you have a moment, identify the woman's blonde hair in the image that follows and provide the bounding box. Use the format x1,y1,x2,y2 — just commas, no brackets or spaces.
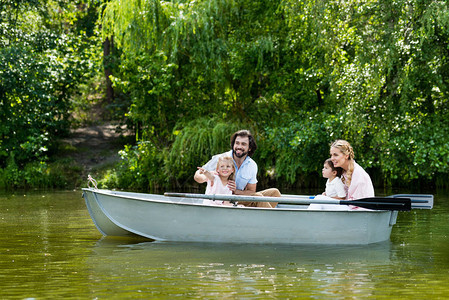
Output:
217,156,235,181
331,140,354,187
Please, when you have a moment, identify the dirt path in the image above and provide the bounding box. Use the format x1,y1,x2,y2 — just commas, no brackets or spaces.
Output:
61,123,132,174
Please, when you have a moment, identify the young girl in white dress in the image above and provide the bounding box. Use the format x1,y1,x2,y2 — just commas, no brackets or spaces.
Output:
322,158,346,200
196,156,236,205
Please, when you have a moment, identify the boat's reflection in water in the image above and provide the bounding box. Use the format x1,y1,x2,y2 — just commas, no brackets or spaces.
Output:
92,236,393,264
86,237,393,297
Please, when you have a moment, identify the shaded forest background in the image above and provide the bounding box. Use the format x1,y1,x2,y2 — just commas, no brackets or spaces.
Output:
1,0,449,191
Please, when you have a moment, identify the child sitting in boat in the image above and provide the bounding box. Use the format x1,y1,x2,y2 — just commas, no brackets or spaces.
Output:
308,159,347,211
322,158,346,200
196,156,236,206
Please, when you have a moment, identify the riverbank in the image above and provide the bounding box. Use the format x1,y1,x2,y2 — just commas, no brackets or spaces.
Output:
0,121,133,190
57,123,133,188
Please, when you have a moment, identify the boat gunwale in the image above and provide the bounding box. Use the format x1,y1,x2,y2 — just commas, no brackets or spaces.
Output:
82,188,387,214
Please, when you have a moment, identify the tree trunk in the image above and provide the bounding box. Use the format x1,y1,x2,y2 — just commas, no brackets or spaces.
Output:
103,36,114,103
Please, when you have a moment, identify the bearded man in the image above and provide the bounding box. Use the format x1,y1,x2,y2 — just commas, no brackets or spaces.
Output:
194,129,280,208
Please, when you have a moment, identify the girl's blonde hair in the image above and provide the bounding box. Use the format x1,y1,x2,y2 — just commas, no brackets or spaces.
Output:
331,140,354,187
217,156,235,181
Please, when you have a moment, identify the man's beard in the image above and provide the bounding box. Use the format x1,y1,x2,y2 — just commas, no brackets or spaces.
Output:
234,149,248,158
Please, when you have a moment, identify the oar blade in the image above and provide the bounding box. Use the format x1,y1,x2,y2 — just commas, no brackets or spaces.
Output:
348,197,412,211
388,194,433,209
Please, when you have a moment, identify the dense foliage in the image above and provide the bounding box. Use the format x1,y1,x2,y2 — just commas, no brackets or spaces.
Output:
99,0,449,190
2,0,449,190
0,0,101,188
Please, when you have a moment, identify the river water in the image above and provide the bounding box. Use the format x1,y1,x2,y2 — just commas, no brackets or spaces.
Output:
1,189,448,299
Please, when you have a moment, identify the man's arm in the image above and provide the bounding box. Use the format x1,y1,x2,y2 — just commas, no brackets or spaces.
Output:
234,183,257,195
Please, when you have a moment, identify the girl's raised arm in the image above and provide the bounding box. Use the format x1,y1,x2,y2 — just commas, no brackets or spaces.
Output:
196,167,215,183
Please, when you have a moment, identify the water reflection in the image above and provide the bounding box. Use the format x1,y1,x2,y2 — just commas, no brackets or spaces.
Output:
84,238,393,298
92,238,393,265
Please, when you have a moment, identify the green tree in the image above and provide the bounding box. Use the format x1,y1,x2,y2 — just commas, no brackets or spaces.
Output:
101,0,449,190
0,0,102,187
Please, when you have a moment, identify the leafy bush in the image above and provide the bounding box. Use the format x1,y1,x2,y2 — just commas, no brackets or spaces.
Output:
168,118,245,182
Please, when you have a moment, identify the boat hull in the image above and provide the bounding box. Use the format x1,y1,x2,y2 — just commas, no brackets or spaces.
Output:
82,188,398,245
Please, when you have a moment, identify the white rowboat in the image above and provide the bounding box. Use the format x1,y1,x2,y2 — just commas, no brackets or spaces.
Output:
82,188,432,245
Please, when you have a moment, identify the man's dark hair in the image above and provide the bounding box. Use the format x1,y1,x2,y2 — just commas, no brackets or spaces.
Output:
230,129,257,157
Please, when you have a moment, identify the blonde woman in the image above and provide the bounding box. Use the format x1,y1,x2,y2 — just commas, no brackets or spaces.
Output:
330,140,374,200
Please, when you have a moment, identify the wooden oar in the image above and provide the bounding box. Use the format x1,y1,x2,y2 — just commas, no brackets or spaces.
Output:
164,193,412,211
